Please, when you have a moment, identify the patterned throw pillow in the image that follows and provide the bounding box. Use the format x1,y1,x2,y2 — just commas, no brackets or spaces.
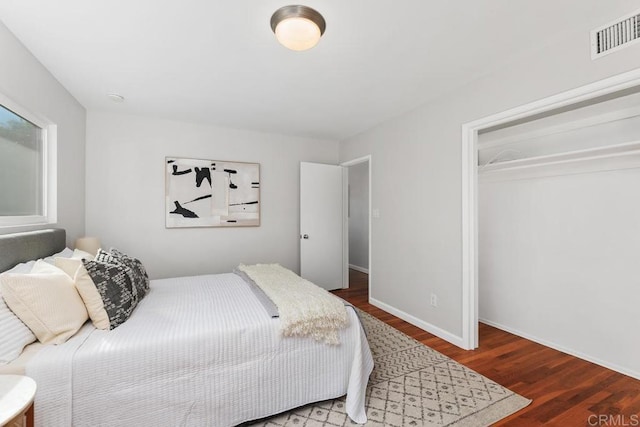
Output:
82,258,139,330
110,248,150,299
94,249,119,265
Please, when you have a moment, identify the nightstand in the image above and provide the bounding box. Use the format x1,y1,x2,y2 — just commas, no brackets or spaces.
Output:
0,375,36,427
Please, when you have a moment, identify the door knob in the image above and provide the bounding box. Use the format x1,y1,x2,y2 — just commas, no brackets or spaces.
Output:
302,234,309,239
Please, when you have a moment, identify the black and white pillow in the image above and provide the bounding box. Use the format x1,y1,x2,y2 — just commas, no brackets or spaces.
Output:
82,257,139,330
109,248,150,299
94,249,119,265
94,248,149,300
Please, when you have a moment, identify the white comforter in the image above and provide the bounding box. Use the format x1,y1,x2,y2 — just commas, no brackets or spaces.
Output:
26,273,373,426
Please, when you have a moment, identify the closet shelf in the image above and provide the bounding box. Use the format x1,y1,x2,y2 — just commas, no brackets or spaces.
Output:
479,140,640,174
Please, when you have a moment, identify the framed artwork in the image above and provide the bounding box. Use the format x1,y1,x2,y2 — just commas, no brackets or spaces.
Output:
165,157,260,228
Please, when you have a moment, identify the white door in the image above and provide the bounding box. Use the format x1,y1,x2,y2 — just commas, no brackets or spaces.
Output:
300,162,345,290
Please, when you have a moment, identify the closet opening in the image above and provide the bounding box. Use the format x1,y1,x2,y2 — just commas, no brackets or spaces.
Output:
462,69,640,380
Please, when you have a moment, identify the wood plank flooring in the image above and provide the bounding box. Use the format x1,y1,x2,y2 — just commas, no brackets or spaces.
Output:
332,269,640,426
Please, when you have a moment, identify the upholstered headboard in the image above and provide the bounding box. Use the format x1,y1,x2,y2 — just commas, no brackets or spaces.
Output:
0,228,66,273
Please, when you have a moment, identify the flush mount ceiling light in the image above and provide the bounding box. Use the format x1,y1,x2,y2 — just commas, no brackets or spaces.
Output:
270,5,326,51
107,93,125,103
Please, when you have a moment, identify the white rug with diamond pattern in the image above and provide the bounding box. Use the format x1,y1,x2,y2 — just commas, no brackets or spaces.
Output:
246,309,531,426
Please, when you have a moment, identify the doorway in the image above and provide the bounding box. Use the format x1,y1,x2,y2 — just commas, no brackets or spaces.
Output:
299,157,372,293
341,156,371,295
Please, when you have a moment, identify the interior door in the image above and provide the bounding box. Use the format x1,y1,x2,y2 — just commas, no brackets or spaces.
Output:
300,162,345,290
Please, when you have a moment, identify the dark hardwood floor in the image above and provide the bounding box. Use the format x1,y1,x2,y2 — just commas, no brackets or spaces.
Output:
333,269,640,426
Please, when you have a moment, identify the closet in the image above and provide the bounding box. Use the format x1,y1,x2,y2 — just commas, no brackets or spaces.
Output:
477,87,640,378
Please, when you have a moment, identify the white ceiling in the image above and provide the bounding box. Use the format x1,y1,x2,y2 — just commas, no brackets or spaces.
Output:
0,1,631,140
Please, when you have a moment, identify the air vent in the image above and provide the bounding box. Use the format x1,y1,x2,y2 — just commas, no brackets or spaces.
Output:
591,9,640,59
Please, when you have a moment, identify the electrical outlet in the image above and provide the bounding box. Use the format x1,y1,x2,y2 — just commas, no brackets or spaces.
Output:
430,293,438,307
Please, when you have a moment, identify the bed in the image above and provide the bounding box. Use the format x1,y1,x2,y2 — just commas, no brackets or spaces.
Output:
0,229,374,426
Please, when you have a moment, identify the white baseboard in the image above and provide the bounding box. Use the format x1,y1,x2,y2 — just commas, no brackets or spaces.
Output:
480,318,640,381
348,264,369,274
369,297,465,348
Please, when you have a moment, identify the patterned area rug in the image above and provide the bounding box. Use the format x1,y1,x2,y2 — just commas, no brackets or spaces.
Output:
247,309,531,427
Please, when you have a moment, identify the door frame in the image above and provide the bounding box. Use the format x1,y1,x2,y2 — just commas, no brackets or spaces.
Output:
461,68,640,351
340,155,372,291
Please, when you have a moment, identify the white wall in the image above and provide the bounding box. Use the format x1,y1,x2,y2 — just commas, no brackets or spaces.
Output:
339,0,640,343
86,112,339,279
0,21,86,244
479,168,640,378
348,161,369,271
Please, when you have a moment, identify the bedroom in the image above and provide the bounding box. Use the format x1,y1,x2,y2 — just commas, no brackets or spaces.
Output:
1,1,640,426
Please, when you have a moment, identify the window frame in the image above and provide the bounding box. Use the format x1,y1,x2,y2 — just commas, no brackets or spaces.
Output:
0,92,57,228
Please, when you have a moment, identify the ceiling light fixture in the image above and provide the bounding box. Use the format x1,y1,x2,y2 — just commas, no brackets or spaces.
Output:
107,93,125,103
270,5,326,51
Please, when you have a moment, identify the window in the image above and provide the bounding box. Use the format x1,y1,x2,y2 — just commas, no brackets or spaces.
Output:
0,94,56,227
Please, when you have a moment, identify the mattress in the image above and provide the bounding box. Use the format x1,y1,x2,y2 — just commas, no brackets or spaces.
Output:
26,273,373,426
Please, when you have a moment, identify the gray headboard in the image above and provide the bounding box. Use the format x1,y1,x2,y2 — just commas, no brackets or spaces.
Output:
0,228,66,273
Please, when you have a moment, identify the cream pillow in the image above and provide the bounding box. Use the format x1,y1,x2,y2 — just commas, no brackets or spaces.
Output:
72,248,94,260
0,260,89,345
55,257,110,330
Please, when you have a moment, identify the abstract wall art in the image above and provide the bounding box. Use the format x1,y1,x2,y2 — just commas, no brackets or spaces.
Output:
165,157,260,228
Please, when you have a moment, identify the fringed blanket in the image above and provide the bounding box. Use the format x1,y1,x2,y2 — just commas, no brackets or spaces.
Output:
237,264,348,345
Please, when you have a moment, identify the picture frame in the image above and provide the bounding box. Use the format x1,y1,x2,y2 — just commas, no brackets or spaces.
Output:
165,157,260,228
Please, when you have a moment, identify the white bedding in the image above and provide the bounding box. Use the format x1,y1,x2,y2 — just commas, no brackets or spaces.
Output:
26,273,373,426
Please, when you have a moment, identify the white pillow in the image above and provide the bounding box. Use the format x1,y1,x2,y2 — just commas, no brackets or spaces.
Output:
55,255,110,330
0,262,38,365
0,260,89,344
42,247,74,265
72,248,93,260
4,260,37,274
0,291,37,364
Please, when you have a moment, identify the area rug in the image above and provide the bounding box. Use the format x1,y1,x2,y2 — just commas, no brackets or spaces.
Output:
247,309,531,426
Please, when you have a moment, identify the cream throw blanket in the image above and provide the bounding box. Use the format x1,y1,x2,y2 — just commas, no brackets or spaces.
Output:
238,264,348,345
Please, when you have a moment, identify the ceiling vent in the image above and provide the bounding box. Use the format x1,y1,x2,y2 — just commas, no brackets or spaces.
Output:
591,9,640,59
